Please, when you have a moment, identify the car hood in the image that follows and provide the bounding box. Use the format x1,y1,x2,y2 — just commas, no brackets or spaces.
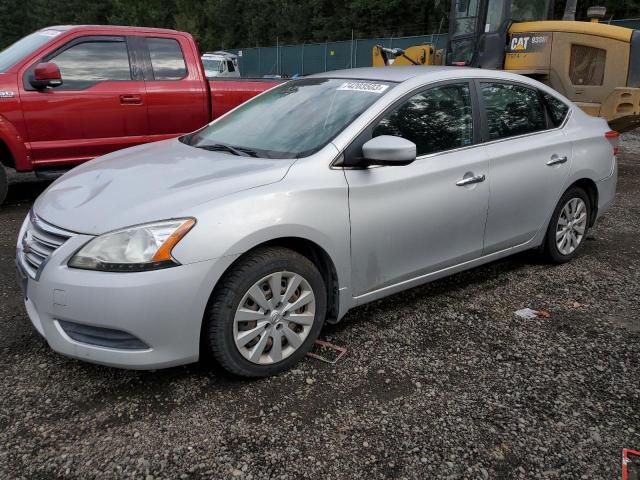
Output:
33,139,296,235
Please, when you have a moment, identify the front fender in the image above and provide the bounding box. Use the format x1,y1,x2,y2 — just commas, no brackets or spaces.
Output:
0,114,30,171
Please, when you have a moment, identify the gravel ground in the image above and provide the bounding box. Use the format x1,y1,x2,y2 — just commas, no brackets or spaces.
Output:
1,134,639,479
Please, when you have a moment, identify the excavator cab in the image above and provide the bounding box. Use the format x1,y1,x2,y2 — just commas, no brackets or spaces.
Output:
447,0,554,68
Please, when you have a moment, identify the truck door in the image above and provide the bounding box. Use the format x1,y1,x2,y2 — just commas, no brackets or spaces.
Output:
20,35,148,168
138,35,209,138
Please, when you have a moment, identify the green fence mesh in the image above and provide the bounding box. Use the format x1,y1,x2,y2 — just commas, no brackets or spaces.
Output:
228,19,640,78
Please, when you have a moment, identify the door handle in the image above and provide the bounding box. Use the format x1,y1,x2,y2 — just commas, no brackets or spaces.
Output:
456,174,486,187
546,154,568,166
119,94,143,105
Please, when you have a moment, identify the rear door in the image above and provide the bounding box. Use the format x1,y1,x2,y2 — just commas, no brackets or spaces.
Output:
137,35,209,139
478,80,573,254
345,81,490,296
20,35,148,167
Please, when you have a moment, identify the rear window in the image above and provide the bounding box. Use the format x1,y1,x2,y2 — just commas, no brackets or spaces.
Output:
146,38,187,80
569,45,606,86
480,82,546,140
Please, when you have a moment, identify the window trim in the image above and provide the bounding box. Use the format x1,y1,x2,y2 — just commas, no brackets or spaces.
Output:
339,79,481,167
140,36,189,81
23,35,134,91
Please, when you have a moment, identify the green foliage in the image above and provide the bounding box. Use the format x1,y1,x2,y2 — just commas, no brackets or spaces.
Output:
1,0,639,51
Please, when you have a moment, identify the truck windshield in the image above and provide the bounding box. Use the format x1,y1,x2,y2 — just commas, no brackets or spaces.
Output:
0,29,61,73
186,78,395,158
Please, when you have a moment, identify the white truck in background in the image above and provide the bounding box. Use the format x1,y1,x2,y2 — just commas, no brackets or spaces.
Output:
202,51,240,78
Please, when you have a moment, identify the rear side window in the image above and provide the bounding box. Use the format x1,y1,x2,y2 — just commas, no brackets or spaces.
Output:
146,38,187,80
569,45,606,86
480,82,546,140
542,92,569,127
373,83,474,156
51,39,131,89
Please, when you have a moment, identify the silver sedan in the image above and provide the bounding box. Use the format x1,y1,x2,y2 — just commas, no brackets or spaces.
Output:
16,67,618,377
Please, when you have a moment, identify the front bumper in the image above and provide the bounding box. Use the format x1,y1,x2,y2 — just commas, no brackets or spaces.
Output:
18,230,237,370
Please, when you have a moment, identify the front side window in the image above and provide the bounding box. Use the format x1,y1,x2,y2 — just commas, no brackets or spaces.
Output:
481,82,546,140
373,83,474,156
569,45,606,86
187,78,395,158
51,39,131,89
542,92,569,127
146,38,187,80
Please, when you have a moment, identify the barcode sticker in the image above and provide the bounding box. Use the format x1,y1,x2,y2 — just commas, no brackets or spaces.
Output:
337,81,389,94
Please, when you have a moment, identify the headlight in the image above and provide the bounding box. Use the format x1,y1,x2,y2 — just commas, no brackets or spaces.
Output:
68,218,195,272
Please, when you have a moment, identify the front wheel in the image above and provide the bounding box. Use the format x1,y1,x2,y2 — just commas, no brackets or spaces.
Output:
204,247,326,378
541,187,591,264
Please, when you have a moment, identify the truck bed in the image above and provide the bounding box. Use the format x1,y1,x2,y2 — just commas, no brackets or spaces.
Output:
209,78,284,119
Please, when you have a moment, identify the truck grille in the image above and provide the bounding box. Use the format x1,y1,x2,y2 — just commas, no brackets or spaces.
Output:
18,213,73,279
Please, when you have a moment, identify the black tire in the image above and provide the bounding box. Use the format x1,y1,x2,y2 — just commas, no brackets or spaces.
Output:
0,166,7,206
541,186,591,264
204,246,326,378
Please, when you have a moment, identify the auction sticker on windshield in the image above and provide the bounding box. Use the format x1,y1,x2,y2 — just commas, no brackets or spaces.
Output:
337,81,389,94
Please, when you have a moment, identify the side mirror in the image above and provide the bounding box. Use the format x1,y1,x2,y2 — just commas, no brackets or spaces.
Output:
30,62,63,90
361,135,416,166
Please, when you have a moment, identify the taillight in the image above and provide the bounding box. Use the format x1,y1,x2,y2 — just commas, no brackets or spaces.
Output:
605,130,620,156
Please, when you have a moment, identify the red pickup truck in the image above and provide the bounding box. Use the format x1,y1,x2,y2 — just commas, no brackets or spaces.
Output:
0,25,282,204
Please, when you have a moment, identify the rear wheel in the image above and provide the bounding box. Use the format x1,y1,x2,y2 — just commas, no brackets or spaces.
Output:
541,187,591,263
204,247,326,377
0,166,7,205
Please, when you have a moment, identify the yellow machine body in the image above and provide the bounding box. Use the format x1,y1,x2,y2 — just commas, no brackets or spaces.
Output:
505,21,640,131
372,44,441,67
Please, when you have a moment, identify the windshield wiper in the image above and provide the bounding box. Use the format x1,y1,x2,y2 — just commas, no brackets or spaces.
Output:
194,143,245,156
195,143,261,157
233,146,260,157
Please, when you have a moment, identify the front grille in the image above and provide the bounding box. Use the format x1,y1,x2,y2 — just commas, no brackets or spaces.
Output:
18,213,73,279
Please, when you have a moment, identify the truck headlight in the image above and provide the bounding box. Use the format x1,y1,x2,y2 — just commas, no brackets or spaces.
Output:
68,219,195,272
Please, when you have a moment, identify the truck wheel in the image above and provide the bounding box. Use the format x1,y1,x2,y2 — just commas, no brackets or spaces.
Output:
203,246,326,378
0,166,7,206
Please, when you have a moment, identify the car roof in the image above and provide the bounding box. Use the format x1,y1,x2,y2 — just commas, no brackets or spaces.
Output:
309,66,540,85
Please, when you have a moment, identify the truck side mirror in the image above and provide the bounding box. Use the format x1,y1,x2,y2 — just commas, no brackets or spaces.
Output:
30,62,63,90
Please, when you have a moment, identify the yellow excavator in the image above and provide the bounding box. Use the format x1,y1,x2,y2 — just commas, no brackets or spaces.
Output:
372,1,640,131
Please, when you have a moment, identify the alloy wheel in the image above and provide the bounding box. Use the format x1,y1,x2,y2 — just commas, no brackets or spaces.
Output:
556,197,587,255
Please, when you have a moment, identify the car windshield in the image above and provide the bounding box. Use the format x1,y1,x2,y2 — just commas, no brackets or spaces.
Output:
0,29,61,72
185,78,395,158
203,58,222,73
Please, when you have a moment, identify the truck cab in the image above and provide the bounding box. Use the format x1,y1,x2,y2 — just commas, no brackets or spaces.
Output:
202,51,240,78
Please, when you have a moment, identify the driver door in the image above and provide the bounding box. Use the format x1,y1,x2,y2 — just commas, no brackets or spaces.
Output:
20,35,148,168
344,81,490,297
